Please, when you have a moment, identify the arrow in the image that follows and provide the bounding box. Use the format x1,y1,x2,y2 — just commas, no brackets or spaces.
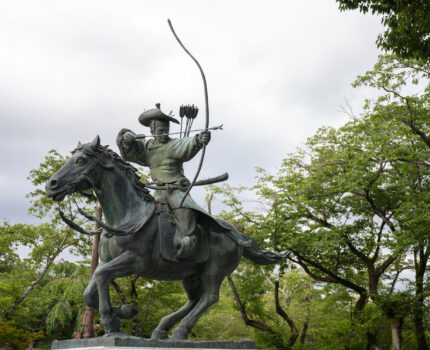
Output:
134,124,223,140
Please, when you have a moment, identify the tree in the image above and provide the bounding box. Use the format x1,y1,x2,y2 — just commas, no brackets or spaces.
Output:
336,0,430,60
210,55,430,349
0,321,43,350
352,54,430,349
0,150,93,320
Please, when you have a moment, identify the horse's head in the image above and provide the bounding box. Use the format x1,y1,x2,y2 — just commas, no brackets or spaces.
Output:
45,135,114,201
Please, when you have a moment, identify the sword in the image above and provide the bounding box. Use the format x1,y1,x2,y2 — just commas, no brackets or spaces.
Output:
145,172,228,190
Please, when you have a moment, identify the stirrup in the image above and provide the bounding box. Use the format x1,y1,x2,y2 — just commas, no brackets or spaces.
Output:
176,235,197,259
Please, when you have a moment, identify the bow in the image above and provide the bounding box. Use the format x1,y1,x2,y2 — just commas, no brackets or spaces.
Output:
168,19,209,208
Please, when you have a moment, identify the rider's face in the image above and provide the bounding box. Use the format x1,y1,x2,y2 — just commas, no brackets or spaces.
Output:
152,122,170,144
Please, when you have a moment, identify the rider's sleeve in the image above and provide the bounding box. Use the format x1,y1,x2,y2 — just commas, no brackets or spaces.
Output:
168,135,202,162
116,128,147,166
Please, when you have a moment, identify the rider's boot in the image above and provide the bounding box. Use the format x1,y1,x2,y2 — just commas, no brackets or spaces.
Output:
172,208,197,260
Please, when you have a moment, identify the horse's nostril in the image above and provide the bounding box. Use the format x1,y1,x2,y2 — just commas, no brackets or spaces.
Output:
50,179,58,189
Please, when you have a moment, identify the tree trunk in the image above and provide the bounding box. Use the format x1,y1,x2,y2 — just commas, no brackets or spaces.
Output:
352,294,385,350
82,203,102,339
366,331,385,350
299,281,313,345
142,291,153,337
413,246,429,350
389,317,403,350
274,280,298,349
227,275,276,334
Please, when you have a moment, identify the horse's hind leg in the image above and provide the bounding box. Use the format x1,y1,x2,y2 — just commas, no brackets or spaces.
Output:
171,271,224,340
94,251,140,334
151,276,203,340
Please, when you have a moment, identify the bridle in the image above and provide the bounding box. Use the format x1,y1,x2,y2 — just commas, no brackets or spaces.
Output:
58,151,136,237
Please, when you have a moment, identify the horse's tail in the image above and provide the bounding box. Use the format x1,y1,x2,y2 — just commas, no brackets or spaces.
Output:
217,218,290,265
243,245,290,265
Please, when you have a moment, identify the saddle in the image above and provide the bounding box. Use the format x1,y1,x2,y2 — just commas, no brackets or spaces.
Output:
156,202,209,263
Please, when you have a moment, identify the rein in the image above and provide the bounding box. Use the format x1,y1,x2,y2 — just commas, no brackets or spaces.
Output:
57,160,137,237
70,192,134,236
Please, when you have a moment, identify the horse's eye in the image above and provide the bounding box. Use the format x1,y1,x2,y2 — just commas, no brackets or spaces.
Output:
76,157,87,165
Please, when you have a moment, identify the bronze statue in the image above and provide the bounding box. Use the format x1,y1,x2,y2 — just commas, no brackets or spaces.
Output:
45,136,289,339
116,103,229,259
44,19,289,342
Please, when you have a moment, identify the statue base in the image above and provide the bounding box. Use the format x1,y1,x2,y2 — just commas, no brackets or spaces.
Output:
51,333,257,350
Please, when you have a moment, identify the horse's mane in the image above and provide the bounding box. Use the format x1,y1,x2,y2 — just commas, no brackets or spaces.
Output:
77,142,154,202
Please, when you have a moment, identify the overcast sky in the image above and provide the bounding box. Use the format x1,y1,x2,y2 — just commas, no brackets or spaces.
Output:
0,0,383,224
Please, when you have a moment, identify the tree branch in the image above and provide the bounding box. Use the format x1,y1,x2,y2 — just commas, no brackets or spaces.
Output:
292,258,338,283
304,210,333,228
343,234,371,264
292,251,366,294
397,158,430,167
227,275,276,334
402,118,430,150
353,190,396,232
376,255,398,278
229,202,263,229
371,221,386,263
299,281,313,345
0,228,72,319
274,280,298,347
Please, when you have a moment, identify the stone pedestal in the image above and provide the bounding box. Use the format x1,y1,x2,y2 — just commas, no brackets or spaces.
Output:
51,334,257,350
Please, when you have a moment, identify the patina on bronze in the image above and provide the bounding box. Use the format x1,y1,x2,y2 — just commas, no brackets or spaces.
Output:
45,136,290,340
44,18,290,344
117,102,222,259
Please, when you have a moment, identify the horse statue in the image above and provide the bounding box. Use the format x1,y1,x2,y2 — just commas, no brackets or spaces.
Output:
45,136,288,340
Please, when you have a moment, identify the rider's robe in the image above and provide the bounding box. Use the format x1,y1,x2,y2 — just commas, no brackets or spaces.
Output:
116,128,229,233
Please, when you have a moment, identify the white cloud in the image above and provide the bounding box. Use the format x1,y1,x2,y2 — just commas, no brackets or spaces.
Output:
0,0,383,223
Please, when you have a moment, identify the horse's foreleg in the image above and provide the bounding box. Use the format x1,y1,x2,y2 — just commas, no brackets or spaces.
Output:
151,276,203,340
83,272,99,310
171,272,223,340
94,251,140,334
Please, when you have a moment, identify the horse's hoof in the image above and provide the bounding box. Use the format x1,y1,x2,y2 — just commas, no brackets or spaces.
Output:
151,329,168,340
102,314,121,334
171,327,189,340
102,331,125,338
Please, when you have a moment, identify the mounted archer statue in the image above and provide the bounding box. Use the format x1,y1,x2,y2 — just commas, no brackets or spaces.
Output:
44,19,290,341
117,103,229,259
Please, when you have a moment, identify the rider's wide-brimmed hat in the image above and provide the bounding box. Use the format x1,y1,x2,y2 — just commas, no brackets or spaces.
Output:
138,103,180,127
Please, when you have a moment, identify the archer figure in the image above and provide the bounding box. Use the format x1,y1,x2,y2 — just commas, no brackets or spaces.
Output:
117,103,229,259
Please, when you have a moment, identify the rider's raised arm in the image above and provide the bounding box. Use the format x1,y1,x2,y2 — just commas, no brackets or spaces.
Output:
167,135,203,162
116,128,148,166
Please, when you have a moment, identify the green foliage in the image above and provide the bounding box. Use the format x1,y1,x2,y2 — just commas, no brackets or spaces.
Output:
25,150,94,258
0,224,19,274
2,54,429,349
46,301,73,337
44,262,88,338
0,321,43,350
207,54,430,349
0,149,97,344
336,0,430,60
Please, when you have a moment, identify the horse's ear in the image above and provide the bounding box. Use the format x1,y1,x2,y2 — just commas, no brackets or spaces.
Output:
91,135,100,149
76,141,83,149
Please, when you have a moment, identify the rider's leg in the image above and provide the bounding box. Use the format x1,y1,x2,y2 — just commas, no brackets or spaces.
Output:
172,208,197,259
93,251,140,334
151,276,203,339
